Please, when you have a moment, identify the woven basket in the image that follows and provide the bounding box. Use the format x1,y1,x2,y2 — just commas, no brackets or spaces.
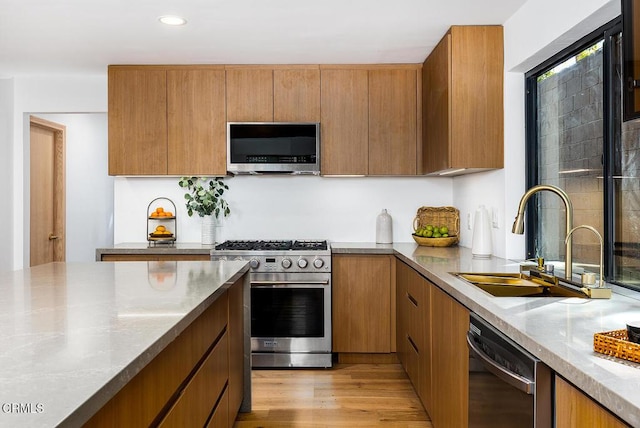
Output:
412,206,460,247
593,330,640,363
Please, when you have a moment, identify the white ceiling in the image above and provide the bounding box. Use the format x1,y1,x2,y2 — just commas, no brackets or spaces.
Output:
0,0,527,78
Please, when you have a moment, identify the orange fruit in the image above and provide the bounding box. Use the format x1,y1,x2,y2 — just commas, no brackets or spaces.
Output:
150,212,158,218
165,211,173,217
156,207,164,213
156,225,166,232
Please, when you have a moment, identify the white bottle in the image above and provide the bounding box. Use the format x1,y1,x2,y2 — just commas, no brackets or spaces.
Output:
471,205,492,259
376,209,393,244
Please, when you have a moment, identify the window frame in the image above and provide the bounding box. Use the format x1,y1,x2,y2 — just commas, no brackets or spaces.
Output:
524,17,624,286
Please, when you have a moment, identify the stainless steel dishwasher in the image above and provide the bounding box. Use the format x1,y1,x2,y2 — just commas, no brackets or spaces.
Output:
467,313,552,428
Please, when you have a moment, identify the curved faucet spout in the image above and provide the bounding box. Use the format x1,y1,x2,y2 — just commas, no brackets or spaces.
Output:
511,184,574,279
565,225,604,288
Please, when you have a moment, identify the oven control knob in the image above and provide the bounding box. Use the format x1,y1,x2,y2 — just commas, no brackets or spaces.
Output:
297,258,308,268
249,259,260,269
281,258,292,269
313,258,324,269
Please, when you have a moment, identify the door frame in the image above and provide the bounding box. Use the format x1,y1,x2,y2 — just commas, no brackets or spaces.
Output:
29,115,66,264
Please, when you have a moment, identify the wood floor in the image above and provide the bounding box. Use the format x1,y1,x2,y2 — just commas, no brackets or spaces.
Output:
234,363,433,427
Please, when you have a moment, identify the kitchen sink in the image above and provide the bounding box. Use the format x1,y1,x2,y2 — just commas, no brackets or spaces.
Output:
452,272,589,298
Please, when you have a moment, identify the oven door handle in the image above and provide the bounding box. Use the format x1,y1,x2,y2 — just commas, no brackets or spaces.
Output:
466,332,535,394
251,280,330,286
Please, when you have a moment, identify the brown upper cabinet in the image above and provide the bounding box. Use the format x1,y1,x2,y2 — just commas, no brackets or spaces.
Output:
422,26,504,176
320,68,369,175
320,65,420,176
274,68,321,122
369,68,418,175
108,67,168,175
226,67,274,122
226,66,320,122
108,66,227,176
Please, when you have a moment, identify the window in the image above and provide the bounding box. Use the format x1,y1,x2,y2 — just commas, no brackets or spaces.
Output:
526,17,640,291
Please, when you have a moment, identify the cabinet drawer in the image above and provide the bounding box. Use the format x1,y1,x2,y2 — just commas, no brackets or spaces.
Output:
159,331,229,427
405,333,421,396
206,387,230,428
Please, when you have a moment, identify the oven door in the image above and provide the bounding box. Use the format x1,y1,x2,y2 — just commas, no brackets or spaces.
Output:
250,272,331,356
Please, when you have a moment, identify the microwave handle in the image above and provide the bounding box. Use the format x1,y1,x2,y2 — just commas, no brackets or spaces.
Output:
466,332,535,394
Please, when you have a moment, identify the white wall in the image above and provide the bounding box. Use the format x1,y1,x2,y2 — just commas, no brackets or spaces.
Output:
453,0,620,261
3,0,624,269
35,113,113,262
114,176,454,244
10,75,107,270
0,79,14,272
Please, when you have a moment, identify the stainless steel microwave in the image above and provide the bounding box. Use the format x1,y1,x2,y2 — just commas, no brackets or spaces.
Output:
227,122,320,175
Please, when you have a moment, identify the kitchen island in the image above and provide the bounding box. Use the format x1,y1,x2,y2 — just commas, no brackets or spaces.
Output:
333,242,640,427
0,260,250,428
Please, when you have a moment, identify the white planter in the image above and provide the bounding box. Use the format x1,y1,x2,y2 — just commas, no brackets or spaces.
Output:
201,216,216,245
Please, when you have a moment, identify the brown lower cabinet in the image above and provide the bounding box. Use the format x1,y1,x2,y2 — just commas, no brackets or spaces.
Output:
84,275,245,428
99,253,211,261
555,376,630,428
332,254,395,354
396,260,469,428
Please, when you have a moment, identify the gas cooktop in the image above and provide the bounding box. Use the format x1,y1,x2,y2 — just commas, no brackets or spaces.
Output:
214,240,328,252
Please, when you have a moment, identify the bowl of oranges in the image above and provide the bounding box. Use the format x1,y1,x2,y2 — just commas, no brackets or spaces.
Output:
149,206,174,219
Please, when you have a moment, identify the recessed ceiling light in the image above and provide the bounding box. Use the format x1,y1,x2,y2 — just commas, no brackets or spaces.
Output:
158,15,187,26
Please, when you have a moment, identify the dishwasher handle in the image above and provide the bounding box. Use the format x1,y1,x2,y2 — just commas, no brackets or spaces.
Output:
466,331,535,395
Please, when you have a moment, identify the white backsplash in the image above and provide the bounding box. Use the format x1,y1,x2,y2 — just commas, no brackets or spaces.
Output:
114,175,454,244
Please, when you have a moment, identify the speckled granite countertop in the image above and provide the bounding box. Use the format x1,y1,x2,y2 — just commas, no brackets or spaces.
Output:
333,242,640,427
0,260,249,428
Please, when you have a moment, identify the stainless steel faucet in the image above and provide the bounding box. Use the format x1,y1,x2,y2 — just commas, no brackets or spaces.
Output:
512,184,574,280
565,225,604,288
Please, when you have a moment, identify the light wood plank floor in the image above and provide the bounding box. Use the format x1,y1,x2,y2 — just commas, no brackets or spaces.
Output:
234,363,433,427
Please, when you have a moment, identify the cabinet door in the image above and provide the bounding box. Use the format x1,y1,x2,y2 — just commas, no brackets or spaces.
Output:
555,376,630,428
274,68,320,122
422,35,451,174
226,68,273,122
167,69,227,175
320,69,369,175
108,67,167,175
449,26,504,170
332,255,392,353
368,68,417,175
431,285,469,428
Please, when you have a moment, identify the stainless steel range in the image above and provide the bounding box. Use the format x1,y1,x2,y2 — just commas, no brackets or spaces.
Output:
211,240,332,368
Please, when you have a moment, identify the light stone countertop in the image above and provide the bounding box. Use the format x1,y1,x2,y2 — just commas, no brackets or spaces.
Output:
333,242,640,427
0,260,249,428
96,242,216,259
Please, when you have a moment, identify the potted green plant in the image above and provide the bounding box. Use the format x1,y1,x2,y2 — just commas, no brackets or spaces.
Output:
178,177,230,244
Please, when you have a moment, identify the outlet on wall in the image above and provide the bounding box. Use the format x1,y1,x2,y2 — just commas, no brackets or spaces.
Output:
491,208,499,229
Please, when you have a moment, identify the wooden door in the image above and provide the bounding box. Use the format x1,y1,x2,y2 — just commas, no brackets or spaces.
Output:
320,68,369,175
422,34,451,174
431,285,469,428
368,68,418,175
108,66,167,175
332,255,392,353
226,68,274,122
167,68,227,175
30,117,65,266
273,67,321,122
